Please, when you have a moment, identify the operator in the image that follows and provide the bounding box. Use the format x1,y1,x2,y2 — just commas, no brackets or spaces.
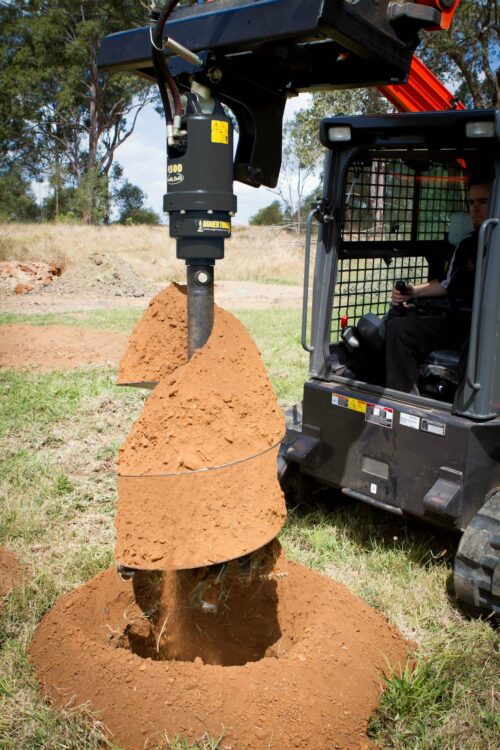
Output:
385,181,491,395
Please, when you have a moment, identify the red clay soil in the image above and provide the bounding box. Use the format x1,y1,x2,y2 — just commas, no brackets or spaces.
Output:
30,545,411,750
117,283,236,386
0,324,127,372
116,306,286,569
118,310,284,475
116,283,187,385
0,547,24,615
0,260,61,294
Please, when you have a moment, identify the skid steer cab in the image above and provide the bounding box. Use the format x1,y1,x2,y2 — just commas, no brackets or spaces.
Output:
279,108,500,618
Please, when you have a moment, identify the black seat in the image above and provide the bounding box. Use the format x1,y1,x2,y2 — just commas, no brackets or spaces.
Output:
419,349,460,401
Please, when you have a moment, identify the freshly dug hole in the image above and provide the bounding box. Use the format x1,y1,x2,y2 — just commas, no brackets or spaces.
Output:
30,549,411,750
119,540,286,666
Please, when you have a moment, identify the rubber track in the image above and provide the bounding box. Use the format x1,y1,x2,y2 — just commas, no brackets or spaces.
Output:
454,489,500,617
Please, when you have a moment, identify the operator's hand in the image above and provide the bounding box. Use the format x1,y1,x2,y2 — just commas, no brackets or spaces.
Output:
391,283,413,304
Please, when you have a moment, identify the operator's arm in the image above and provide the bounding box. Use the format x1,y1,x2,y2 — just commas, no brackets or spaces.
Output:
391,279,447,304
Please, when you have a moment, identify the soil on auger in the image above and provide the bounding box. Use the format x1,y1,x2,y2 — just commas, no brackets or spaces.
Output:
30,283,412,750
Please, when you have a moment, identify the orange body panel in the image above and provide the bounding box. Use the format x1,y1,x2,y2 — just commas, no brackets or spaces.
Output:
379,55,465,113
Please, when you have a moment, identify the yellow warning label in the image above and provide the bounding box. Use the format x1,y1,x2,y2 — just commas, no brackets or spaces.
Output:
211,120,229,144
347,398,367,414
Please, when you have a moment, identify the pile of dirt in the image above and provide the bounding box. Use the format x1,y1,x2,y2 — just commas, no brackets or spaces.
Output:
118,308,284,474
0,547,24,615
0,260,61,295
30,547,411,750
116,296,286,568
29,286,412,749
117,283,239,386
117,283,188,385
55,253,153,298
0,254,153,300
0,324,128,372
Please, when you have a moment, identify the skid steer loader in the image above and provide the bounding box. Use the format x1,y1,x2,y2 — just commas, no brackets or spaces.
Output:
278,108,500,617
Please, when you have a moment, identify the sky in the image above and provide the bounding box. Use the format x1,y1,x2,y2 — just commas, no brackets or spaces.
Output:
116,94,311,225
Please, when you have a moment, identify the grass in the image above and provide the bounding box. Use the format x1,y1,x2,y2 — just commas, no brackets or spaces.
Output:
0,223,306,285
1,307,499,749
0,307,310,405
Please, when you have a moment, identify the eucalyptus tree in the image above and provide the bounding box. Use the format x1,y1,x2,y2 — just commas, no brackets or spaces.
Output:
0,0,154,222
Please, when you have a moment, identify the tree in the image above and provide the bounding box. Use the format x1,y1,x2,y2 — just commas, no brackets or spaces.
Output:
289,89,392,177
419,0,499,108
114,178,160,225
249,200,286,226
0,1,154,223
0,166,39,222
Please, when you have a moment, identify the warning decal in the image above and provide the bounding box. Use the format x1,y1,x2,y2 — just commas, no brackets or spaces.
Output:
332,394,349,408
366,403,393,429
211,120,229,144
331,393,393,428
332,394,366,412
348,398,367,414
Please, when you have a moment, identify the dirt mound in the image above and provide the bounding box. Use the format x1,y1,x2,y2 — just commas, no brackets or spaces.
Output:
117,283,240,386
0,324,127,372
0,253,153,300
55,252,153,298
118,309,284,475
30,549,411,750
116,305,286,569
117,283,188,386
0,260,61,294
0,547,24,615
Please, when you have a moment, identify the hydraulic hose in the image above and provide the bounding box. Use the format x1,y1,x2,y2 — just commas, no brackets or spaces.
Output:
151,0,182,124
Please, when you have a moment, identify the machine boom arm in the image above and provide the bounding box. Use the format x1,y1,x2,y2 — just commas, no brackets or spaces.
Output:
98,0,463,187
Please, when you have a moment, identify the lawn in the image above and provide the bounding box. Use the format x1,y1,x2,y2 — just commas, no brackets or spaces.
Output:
0,309,498,750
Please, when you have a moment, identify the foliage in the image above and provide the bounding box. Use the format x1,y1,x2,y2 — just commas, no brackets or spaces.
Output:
0,166,39,222
419,0,499,108
269,120,323,233
249,200,286,226
289,89,392,177
0,0,154,223
113,178,161,225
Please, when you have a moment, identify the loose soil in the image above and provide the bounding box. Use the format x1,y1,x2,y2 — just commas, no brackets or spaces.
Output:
0,260,61,295
30,546,411,750
0,253,153,301
0,547,24,616
117,283,246,386
0,324,128,372
28,285,412,750
117,283,189,386
117,293,286,568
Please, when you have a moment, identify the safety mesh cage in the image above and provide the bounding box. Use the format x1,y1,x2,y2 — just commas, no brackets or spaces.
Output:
331,157,468,341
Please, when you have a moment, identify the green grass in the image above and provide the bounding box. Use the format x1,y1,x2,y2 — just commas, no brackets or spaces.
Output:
234,308,308,405
0,309,142,333
0,307,309,405
1,307,498,749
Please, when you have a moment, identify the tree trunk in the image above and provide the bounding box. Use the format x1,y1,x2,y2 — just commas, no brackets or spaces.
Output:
83,56,100,224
